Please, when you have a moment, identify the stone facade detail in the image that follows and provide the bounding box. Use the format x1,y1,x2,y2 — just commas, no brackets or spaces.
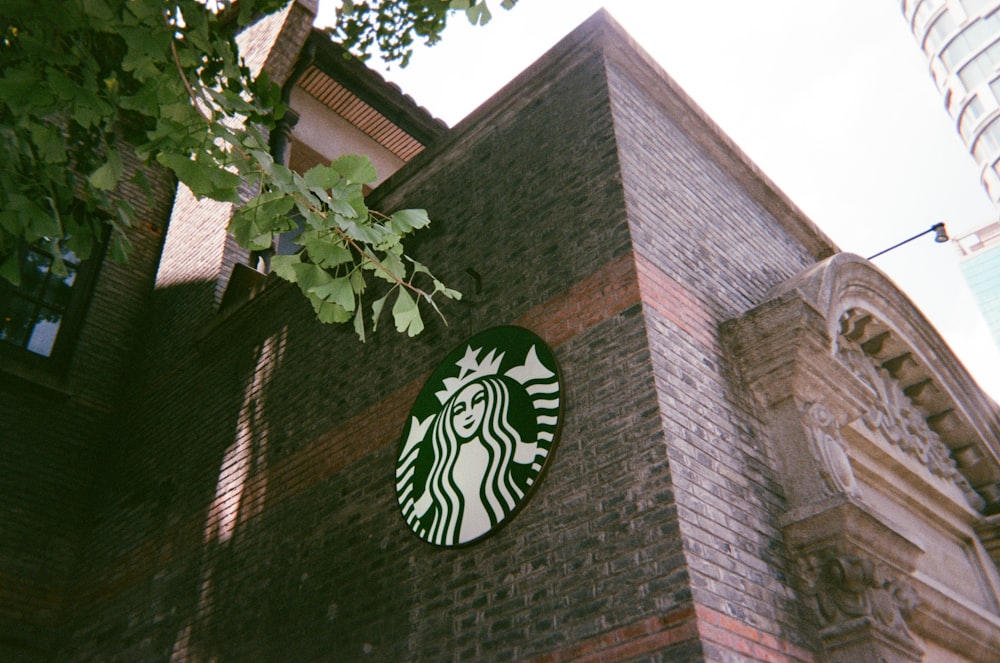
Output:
837,341,984,510
794,551,923,663
807,554,918,637
799,401,859,499
7,7,1000,662
725,253,1000,662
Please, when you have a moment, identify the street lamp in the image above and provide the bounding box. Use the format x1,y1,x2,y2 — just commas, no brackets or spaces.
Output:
867,222,949,260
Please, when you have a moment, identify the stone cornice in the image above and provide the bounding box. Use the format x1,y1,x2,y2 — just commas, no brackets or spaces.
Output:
726,253,1000,514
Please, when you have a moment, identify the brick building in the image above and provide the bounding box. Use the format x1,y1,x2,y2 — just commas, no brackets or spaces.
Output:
4,4,1000,661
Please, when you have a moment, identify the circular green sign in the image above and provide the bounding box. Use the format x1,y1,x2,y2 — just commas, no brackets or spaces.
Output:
396,326,563,547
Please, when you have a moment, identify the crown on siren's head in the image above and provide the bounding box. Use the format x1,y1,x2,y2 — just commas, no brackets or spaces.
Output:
435,345,505,404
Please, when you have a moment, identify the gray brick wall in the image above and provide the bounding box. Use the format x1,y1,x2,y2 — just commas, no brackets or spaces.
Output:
57,32,701,662
606,46,821,657
27,12,840,663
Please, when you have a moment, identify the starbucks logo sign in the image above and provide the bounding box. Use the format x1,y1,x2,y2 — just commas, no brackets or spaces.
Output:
396,326,563,546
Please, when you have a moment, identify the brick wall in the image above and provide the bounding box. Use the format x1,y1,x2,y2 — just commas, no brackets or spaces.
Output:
605,41,824,661
1,5,317,661
45,11,840,663
0,150,175,662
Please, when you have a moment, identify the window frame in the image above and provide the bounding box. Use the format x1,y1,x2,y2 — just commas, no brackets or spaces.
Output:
0,231,108,373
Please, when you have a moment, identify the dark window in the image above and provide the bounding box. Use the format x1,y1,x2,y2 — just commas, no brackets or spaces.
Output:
0,232,104,369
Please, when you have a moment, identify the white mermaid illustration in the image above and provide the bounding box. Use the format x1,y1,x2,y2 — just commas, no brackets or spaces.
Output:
396,332,561,546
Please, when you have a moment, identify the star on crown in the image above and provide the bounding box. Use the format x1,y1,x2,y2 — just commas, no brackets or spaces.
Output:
435,345,505,404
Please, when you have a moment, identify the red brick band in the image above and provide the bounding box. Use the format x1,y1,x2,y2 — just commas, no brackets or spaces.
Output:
70,253,644,602
525,604,815,663
694,604,816,663
634,252,717,352
525,607,699,662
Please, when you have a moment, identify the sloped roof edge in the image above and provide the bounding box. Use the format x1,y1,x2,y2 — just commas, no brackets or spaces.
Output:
305,30,448,145
373,10,837,260
590,10,838,261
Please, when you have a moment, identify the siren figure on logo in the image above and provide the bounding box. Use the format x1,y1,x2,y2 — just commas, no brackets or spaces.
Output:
396,334,562,546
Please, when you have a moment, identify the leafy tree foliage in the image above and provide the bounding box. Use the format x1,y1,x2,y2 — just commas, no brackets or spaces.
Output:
334,0,518,67
0,0,516,339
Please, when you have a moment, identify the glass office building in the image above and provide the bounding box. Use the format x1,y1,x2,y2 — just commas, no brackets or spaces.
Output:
956,221,1000,347
903,0,1000,204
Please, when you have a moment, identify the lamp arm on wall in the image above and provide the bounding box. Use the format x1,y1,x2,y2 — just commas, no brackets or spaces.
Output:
867,223,948,260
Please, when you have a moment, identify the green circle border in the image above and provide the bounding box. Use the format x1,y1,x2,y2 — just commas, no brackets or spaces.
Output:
395,325,564,547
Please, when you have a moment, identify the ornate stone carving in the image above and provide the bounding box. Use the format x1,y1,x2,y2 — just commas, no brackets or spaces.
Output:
838,343,983,510
799,401,859,499
812,556,918,633
797,552,923,661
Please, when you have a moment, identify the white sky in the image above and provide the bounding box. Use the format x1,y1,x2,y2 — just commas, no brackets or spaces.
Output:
316,1,1000,400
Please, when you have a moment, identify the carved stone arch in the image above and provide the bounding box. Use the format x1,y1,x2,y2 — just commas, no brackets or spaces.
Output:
768,253,1000,509
724,252,1000,663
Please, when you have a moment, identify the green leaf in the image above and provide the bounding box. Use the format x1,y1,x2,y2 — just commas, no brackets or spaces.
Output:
48,242,68,277
159,101,198,123
270,163,296,189
0,70,55,110
341,218,388,245
344,182,368,218
392,288,424,337
329,154,377,185
113,198,137,228
46,68,80,102
353,305,366,342
371,292,389,332
302,236,353,268
434,279,463,300
303,163,341,190
294,206,327,232
292,261,335,294
110,231,132,262
309,294,353,324
389,208,431,234
65,222,95,260
311,276,355,311
465,2,493,25
157,153,241,202
270,253,301,282
0,211,24,236
0,253,21,286
82,0,117,22
29,123,67,164
374,249,405,283
325,184,362,219
120,80,161,117
350,268,366,295
89,149,123,191
19,200,61,242
130,169,154,207
228,205,275,250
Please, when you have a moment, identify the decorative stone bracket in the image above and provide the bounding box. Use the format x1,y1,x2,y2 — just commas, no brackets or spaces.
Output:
782,497,925,663
804,552,922,663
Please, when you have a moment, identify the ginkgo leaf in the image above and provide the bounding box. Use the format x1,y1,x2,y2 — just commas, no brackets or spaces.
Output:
392,288,424,337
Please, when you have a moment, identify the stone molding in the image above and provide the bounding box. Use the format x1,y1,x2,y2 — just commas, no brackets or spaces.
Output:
783,500,925,663
723,252,1000,661
908,569,1000,661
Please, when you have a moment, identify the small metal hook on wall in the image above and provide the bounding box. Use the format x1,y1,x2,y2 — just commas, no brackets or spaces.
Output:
466,268,483,295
